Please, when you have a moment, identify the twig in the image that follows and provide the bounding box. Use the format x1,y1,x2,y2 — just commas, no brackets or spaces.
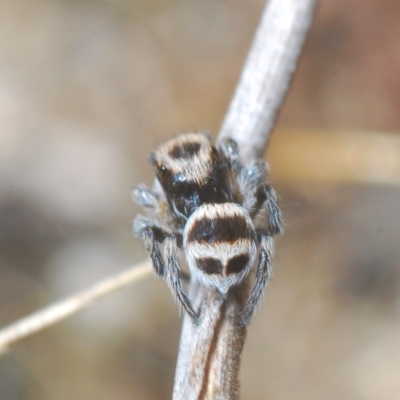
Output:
217,0,318,163
174,1,318,399
173,281,247,400
0,261,151,354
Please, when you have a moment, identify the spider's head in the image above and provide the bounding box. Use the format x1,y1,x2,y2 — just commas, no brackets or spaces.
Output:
149,133,231,218
183,203,257,294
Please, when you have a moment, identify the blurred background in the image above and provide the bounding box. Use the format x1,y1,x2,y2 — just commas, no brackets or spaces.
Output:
1,0,400,399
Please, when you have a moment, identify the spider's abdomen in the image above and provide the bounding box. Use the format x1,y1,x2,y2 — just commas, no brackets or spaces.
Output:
183,203,257,294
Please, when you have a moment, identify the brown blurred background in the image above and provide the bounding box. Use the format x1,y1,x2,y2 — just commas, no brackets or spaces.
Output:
1,0,400,399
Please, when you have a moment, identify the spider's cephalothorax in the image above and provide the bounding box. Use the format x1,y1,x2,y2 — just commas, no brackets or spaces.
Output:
149,132,233,221
133,132,282,325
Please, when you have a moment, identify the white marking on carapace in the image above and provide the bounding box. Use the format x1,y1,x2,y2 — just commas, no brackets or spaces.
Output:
153,133,214,185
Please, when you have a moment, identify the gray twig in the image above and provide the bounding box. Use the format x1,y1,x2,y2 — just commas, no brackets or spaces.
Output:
218,0,318,163
174,1,318,399
0,261,151,354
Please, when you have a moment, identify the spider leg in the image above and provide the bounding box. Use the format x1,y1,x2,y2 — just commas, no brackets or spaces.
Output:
134,213,190,278
133,215,172,277
256,183,283,236
237,160,268,213
132,183,165,215
219,137,242,173
237,159,282,236
164,236,199,323
134,216,196,320
242,233,274,326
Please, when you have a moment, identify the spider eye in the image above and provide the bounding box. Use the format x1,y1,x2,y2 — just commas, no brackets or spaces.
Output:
196,258,223,275
159,165,167,174
226,255,249,274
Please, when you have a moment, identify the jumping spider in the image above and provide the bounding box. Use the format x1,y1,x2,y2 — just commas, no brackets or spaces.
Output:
133,132,282,325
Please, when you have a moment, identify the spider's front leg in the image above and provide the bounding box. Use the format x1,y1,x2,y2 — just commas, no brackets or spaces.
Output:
219,137,242,173
132,183,165,216
133,215,198,323
237,161,283,236
132,185,170,274
133,215,170,277
256,183,283,236
242,233,274,326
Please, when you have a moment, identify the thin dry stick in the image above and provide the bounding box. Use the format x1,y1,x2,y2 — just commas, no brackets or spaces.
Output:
217,1,318,161
174,1,318,399
0,261,151,354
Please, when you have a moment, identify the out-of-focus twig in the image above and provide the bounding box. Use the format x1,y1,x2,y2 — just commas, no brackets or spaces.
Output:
174,1,318,399
0,261,151,355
